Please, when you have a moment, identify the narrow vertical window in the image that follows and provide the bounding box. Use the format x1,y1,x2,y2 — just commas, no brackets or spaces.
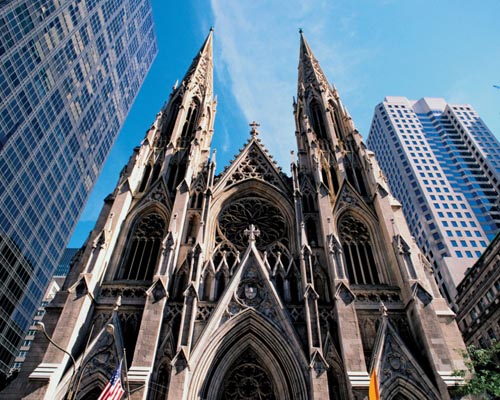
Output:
309,100,327,140
138,164,152,193
117,213,166,281
163,96,182,141
338,215,380,285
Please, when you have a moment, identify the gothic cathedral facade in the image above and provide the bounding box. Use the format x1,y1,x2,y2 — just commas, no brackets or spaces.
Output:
5,31,468,399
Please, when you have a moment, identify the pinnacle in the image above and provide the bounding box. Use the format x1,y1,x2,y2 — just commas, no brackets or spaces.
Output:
180,28,213,94
297,31,329,91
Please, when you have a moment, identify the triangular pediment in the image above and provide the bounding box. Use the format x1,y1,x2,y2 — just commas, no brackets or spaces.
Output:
299,173,317,198
191,233,305,361
191,170,207,192
332,180,377,220
146,276,169,302
131,177,172,213
68,273,93,299
55,312,125,396
370,317,441,400
214,135,291,195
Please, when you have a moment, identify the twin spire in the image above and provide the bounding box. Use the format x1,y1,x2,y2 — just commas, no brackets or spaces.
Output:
180,28,330,105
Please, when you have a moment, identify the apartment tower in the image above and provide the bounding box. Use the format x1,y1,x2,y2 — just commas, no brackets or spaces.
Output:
367,96,500,306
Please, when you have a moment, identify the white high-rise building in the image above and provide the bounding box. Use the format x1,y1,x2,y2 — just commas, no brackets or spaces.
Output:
367,97,500,307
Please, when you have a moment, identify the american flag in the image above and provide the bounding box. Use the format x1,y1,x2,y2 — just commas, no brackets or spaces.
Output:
97,361,125,400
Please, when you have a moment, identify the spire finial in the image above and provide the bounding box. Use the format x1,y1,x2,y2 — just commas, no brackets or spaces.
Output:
249,121,260,136
210,26,214,32
299,28,303,34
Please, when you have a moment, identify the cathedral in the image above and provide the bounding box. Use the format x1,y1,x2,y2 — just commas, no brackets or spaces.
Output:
5,30,468,399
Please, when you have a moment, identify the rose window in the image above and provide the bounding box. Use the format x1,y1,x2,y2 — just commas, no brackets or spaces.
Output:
217,197,287,250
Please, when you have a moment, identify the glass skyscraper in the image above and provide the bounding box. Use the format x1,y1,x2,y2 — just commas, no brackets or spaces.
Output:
0,0,157,375
367,97,500,308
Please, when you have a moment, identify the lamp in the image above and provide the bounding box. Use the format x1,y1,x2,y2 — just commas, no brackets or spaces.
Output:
35,322,77,400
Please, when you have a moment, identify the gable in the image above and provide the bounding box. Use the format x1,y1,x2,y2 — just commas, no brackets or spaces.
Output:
370,316,441,400
214,137,292,195
190,231,305,361
332,179,377,221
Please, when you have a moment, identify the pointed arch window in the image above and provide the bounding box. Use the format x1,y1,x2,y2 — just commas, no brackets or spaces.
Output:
309,99,327,140
163,96,182,141
179,98,200,147
302,193,316,213
150,163,162,184
306,218,318,246
184,214,200,244
200,270,214,301
116,213,166,281
344,146,368,197
151,360,171,400
329,100,344,141
338,215,380,285
138,164,152,193
329,164,340,194
215,268,229,300
166,153,188,192
173,263,189,300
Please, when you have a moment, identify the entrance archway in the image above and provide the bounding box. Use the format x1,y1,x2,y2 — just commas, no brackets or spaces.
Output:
188,310,309,400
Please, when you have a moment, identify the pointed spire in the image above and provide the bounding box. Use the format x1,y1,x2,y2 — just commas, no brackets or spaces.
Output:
298,31,330,93
182,29,214,96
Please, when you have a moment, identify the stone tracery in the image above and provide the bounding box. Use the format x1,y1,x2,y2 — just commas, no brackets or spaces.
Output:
116,213,166,281
220,349,276,400
217,197,288,251
225,143,282,187
338,214,380,285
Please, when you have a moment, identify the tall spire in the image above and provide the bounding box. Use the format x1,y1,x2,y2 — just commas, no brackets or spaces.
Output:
298,31,330,93
182,28,214,97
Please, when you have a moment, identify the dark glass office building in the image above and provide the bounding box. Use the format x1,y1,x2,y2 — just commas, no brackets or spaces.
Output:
0,0,157,374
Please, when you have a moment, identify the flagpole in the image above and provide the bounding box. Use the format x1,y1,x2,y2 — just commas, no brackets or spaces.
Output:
123,348,131,400
369,302,387,400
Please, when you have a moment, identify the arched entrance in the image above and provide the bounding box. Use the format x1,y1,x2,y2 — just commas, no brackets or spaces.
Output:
188,310,309,400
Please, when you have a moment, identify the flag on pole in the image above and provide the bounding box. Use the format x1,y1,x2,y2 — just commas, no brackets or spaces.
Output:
369,368,380,400
97,360,125,400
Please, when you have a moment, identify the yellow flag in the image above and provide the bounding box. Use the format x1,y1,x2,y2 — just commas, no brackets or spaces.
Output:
369,369,380,400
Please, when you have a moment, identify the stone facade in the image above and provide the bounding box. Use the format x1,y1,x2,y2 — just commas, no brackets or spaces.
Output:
3,31,468,399
455,232,500,347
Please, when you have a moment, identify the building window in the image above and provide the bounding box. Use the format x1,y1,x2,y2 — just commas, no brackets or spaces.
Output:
116,213,166,281
338,215,380,285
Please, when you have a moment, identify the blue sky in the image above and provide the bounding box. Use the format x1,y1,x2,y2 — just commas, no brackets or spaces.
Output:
69,0,500,247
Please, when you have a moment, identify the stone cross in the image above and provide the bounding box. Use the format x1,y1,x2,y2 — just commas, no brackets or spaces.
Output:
249,121,260,136
244,224,260,242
